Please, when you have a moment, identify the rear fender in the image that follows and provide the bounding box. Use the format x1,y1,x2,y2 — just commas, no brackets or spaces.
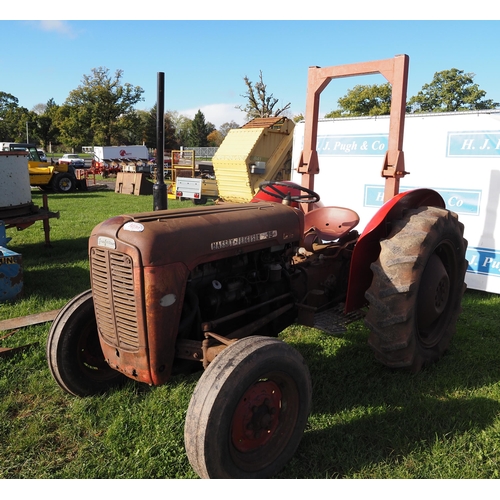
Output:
345,188,445,312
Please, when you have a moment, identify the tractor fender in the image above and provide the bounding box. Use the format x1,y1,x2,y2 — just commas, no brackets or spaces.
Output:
345,188,445,312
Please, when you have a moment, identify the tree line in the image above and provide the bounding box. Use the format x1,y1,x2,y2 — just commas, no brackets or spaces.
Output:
0,67,241,153
322,68,499,119
1,66,498,153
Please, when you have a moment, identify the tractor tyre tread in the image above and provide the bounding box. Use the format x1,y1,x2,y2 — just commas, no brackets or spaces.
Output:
364,206,468,372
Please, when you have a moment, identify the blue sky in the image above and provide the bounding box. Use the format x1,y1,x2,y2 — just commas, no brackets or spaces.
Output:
1,10,500,128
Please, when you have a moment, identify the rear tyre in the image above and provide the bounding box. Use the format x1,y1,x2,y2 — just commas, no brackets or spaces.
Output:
184,336,312,478
365,206,468,372
47,290,126,396
52,173,76,193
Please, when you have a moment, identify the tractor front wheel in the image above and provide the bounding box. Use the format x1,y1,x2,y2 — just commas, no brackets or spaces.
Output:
47,290,126,396
364,206,468,372
184,336,312,478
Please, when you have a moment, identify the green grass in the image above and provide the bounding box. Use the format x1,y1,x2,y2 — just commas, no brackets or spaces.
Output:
1,189,500,479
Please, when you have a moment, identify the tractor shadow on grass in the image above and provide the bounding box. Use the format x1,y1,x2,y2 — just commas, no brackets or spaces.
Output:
283,393,499,478
279,315,500,478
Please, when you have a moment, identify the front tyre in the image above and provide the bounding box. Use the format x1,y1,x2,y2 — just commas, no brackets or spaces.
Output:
184,336,312,478
46,290,126,396
365,206,468,372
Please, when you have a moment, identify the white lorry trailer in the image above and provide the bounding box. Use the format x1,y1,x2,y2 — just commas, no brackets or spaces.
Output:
290,109,500,294
93,145,149,163
92,146,150,176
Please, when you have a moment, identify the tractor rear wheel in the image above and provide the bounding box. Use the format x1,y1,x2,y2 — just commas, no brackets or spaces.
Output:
51,173,76,193
47,289,126,396
184,336,312,478
364,206,467,372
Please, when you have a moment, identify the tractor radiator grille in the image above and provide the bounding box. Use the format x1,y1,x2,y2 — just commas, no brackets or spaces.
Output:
90,247,140,351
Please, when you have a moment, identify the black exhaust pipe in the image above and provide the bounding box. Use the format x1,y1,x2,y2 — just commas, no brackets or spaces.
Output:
153,71,167,211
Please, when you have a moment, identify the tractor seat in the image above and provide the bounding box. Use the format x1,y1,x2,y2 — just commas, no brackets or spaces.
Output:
303,206,360,241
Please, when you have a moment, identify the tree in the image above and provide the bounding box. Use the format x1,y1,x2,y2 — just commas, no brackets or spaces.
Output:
325,83,393,118
207,129,224,146
113,110,144,145
55,102,93,151
219,120,240,139
32,103,47,115
236,71,291,120
61,67,144,148
168,111,192,147
408,68,499,113
0,91,19,116
133,109,152,146
141,107,179,150
164,113,179,151
189,110,215,147
0,92,15,139
0,91,26,141
0,92,57,145
36,99,60,150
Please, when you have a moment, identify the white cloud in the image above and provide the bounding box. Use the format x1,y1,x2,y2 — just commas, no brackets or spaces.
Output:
37,21,76,38
180,103,248,129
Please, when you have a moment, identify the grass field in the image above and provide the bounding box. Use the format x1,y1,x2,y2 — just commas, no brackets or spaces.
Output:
1,187,500,480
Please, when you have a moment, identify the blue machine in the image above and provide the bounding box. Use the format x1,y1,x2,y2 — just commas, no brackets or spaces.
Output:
0,220,11,247
0,221,23,302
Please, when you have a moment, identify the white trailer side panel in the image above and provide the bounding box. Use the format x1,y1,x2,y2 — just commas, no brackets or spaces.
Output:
94,146,148,162
291,110,500,294
175,177,202,199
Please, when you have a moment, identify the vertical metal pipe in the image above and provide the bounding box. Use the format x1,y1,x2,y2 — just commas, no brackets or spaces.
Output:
153,72,167,211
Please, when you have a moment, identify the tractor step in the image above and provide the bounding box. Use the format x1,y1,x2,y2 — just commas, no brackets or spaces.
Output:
313,304,366,335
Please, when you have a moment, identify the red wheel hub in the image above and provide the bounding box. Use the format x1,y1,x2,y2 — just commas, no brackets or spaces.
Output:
231,380,282,453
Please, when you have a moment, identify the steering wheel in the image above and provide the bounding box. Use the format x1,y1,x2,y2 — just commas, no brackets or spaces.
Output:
259,181,320,204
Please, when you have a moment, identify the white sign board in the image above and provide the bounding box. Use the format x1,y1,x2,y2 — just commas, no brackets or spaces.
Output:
291,110,500,294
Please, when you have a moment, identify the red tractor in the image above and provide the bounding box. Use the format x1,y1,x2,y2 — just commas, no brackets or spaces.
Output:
47,55,468,478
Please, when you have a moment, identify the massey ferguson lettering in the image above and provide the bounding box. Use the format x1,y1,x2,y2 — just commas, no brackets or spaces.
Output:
211,230,278,250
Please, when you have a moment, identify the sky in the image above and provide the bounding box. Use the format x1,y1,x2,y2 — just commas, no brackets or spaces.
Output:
1,5,500,129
